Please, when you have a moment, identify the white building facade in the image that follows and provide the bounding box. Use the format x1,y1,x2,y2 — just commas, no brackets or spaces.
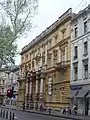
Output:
6,65,19,105
70,5,90,115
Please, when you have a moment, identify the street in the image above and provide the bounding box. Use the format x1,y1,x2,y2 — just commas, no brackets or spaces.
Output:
12,110,71,120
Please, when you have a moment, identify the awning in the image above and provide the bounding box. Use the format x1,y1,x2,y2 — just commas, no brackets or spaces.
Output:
86,91,90,98
69,90,78,99
76,90,88,98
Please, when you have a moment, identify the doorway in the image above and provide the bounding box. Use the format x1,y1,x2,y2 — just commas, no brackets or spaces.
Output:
85,98,89,115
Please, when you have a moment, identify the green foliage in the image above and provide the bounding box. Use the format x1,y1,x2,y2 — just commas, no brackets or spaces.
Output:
0,25,17,65
0,0,38,66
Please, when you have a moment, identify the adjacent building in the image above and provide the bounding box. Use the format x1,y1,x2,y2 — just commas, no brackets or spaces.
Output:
18,8,73,109
6,65,19,105
70,4,90,115
0,68,8,105
0,65,19,105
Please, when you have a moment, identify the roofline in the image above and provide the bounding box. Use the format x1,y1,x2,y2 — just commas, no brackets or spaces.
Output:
20,8,73,55
71,4,90,22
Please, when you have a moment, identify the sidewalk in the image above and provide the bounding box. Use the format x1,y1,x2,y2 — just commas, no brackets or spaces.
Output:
1,105,90,120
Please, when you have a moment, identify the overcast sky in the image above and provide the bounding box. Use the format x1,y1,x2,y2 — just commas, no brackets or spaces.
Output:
15,0,90,65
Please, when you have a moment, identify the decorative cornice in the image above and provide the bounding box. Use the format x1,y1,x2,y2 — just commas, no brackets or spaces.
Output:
20,8,72,55
71,4,90,23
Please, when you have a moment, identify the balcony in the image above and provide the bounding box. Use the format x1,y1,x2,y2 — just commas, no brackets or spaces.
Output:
55,61,70,71
0,84,6,87
0,92,6,96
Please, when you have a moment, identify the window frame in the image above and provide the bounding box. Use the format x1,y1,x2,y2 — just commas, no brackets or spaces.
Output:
73,63,78,80
84,64,88,79
84,41,88,55
84,21,88,33
74,46,78,59
75,27,78,38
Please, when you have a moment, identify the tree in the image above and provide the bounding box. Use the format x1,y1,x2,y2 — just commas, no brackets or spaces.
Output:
0,25,17,66
0,0,38,67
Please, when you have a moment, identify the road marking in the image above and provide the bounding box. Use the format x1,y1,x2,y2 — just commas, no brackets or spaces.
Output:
15,116,18,119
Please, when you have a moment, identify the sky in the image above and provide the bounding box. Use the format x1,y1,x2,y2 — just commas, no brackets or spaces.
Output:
15,0,90,65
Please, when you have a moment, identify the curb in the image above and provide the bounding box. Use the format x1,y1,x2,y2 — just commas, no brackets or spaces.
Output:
24,110,83,120
0,106,90,120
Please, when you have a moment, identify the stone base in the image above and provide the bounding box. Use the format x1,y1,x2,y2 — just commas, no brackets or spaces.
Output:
39,93,44,109
39,93,44,101
34,102,38,110
29,102,33,109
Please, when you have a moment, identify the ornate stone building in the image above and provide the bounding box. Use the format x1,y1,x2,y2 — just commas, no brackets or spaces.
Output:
18,8,73,109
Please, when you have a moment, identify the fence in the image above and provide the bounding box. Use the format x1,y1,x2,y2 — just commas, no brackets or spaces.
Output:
0,109,15,120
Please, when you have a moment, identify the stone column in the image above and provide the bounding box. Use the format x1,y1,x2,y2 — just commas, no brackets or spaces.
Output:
34,73,39,109
39,74,44,109
29,73,33,109
30,82,32,94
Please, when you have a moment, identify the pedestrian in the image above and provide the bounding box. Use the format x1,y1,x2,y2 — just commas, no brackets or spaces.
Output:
73,105,77,115
23,102,25,111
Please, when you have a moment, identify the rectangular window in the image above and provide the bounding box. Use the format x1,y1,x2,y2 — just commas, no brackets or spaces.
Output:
48,39,52,49
84,64,88,79
62,31,65,39
47,53,52,67
2,88,4,93
75,27,78,38
28,63,31,70
42,55,45,64
73,63,78,80
29,53,31,60
3,80,4,85
84,21,88,33
84,41,88,55
53,50,58,61
74,46,78,59
32,61,34,68
61,50,65,61
54,35,58,44
74,67,78,80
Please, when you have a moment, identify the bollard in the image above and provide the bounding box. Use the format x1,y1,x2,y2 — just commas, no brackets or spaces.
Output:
6,111,8,119
0,109,1,117
48,107,51,115
9,111,12,120
3,110,5,118
12,113,14,120
1,109,2,117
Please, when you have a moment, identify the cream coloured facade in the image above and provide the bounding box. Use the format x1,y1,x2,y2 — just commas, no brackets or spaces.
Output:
19,8,73,109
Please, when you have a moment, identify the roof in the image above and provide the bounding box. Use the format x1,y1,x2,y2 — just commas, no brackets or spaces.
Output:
71,4,90,22
76,89,88,98
0,65,19,72
20,8,73,55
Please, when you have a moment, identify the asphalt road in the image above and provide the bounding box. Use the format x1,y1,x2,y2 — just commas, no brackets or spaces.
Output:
13,110,71,120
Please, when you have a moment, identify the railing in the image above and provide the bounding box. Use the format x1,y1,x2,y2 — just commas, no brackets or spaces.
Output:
56,61,70,70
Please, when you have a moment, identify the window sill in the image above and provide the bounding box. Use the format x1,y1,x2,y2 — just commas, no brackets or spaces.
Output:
73,56,78,60
73,79,78,81
83,77,88,80
83,52,88,56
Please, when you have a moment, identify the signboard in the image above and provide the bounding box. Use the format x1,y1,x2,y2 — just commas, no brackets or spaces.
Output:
70,85,82,90
48,78,52,95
